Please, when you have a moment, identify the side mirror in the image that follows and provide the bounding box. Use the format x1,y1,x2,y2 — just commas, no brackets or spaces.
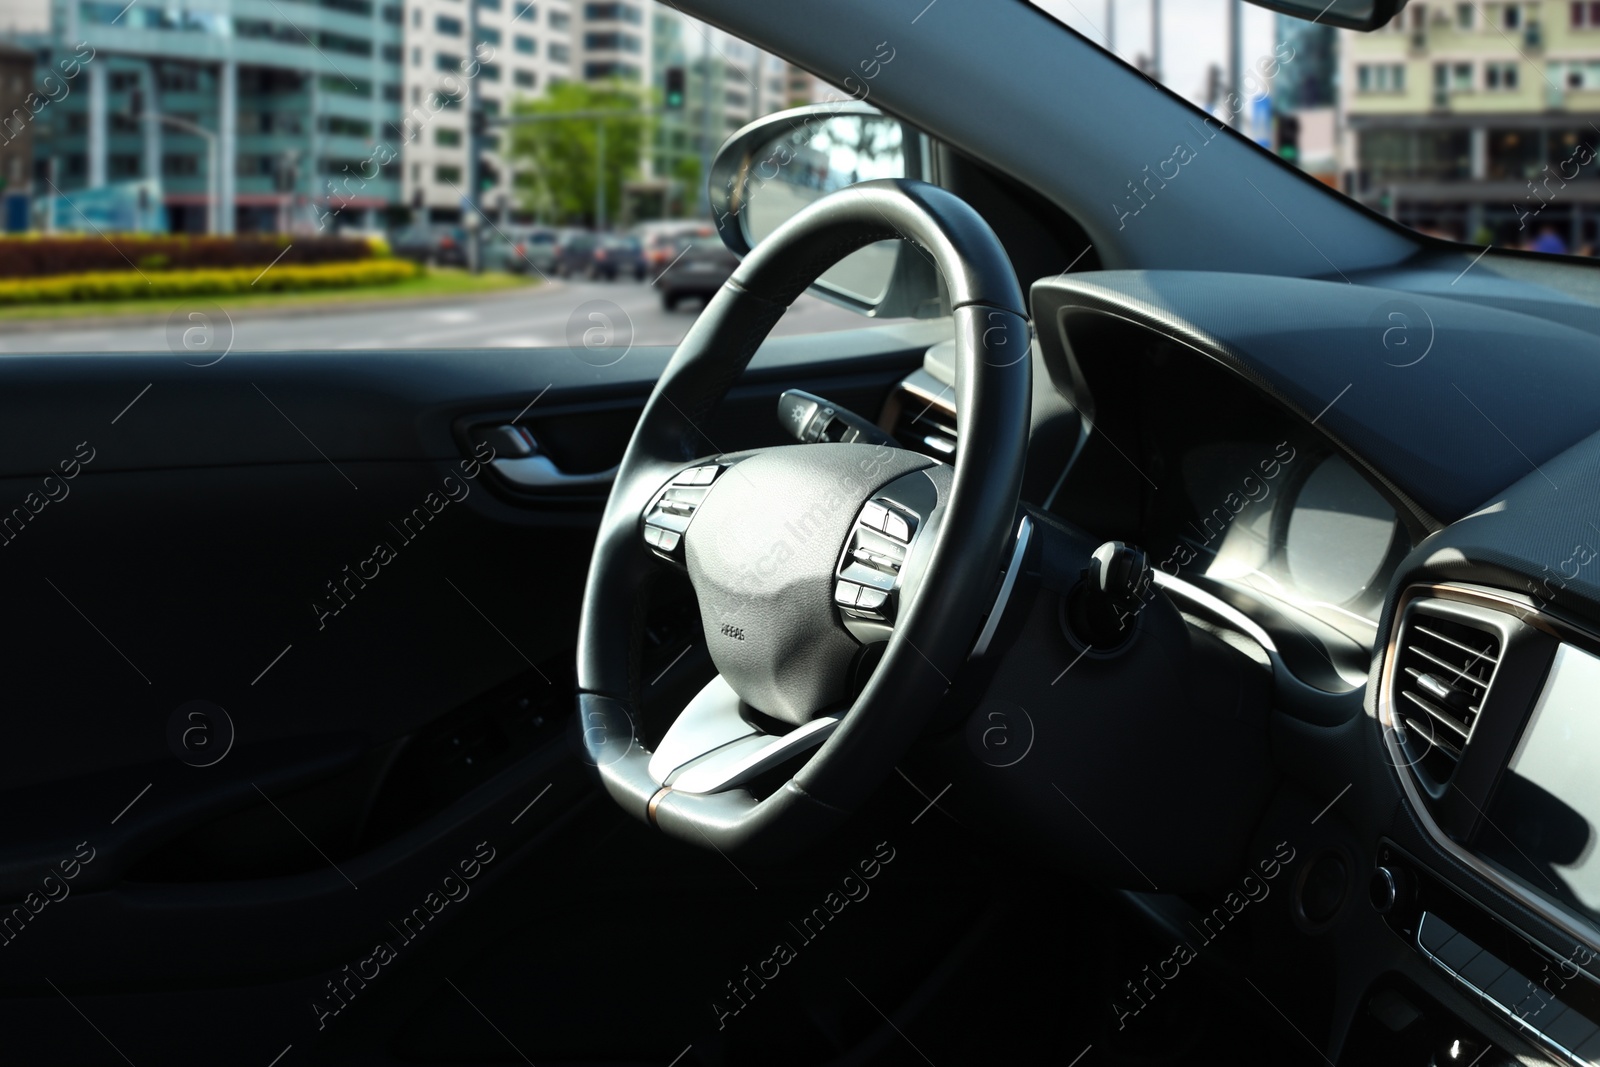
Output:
1246,0,1407,31
708,103,944,319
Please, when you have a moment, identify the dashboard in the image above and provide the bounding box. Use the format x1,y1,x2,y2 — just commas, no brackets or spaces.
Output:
889,260,1600,1066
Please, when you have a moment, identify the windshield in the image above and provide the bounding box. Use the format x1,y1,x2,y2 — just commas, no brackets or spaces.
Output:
1033,0,1589,256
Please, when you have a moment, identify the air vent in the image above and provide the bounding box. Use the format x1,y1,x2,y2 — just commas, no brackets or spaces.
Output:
1394,612,1502,765
885,381,956,460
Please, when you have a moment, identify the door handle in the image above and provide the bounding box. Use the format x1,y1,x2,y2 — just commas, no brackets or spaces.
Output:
477,422,617,492
492,454,617,491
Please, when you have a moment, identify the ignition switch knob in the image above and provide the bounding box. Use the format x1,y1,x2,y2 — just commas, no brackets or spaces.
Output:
1065,541,1152,652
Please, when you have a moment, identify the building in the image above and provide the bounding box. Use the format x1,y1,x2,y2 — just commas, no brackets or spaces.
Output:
401,0,572,223
647,9,791,217
23,0,405,233
0,41,36,230
403,0,785,226
9,0,834,233
1341,0,1600,247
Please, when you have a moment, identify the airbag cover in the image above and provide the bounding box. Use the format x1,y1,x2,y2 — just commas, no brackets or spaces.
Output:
685,443,932,724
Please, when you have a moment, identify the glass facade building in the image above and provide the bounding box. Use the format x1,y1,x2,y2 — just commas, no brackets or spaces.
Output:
36,0,403,232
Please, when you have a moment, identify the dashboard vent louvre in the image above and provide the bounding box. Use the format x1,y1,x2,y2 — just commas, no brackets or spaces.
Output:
1394,614,1502,764
888,386,957,460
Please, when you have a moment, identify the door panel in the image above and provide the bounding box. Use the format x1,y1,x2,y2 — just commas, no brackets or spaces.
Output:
0,321,944,1063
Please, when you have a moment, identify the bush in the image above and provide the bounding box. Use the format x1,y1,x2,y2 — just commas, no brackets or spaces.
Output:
0,235,378,279
0,259,421,305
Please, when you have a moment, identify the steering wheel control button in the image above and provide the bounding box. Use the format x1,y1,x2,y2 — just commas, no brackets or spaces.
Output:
643,464,724,562
855,587,889,612
834,490,932,638
851,545,902,573
882,510,913,543
674,464,721,486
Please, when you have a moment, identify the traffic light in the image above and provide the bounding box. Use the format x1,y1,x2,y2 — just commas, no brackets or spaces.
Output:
480,161,499,191
1277,114,1300,165
664,66,685,110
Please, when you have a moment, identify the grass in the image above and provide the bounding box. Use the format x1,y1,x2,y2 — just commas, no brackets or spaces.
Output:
0,268,538,323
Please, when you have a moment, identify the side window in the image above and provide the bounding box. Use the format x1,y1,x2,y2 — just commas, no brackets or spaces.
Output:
9,7,913,354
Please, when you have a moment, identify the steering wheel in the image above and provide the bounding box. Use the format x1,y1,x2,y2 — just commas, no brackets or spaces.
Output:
576,178,1031,859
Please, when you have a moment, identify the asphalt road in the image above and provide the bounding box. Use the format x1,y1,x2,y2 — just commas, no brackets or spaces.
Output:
0,279,880,354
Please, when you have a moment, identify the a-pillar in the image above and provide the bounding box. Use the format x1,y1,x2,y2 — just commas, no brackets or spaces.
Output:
86,59,107,188
218,58,237,234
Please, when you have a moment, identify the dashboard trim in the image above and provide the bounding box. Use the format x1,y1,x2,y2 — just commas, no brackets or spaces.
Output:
1382,581,1600,965
1031,288,1441,536
1415,911,1595,1067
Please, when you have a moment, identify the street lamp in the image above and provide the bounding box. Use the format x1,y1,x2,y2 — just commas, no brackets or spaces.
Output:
127,98,220,233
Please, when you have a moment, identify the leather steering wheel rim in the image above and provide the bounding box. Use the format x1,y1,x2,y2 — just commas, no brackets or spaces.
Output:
575,178,1031,859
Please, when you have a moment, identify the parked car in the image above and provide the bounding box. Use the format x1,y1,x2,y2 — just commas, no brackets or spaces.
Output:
652,233,739,309
589,234,645,280
483,226,559,275
389,224,466,268
551,229,597,277
639,221,715,273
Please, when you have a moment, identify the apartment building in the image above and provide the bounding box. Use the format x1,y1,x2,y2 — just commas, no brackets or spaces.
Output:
1343,0,1600,245
646,9,792,215
0,41,35,230
12,0,831,232
401,0,572,223
29,0,405,233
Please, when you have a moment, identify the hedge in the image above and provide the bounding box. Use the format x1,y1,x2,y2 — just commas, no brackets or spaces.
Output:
0,259,421,305
0,235,380,279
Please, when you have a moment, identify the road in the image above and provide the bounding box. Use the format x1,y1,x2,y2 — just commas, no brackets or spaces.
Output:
0,279,880,354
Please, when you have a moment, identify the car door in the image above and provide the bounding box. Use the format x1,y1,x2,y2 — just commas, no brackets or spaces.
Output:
0,298,950,1062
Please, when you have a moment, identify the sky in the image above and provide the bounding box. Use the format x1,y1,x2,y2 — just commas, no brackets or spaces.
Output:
1031,0,1281,110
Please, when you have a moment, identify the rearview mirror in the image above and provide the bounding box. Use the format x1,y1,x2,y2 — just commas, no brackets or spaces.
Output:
1246,0,1407,32
708,103,944,319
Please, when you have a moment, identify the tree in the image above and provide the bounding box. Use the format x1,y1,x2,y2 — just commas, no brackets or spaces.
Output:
508,81,651,228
